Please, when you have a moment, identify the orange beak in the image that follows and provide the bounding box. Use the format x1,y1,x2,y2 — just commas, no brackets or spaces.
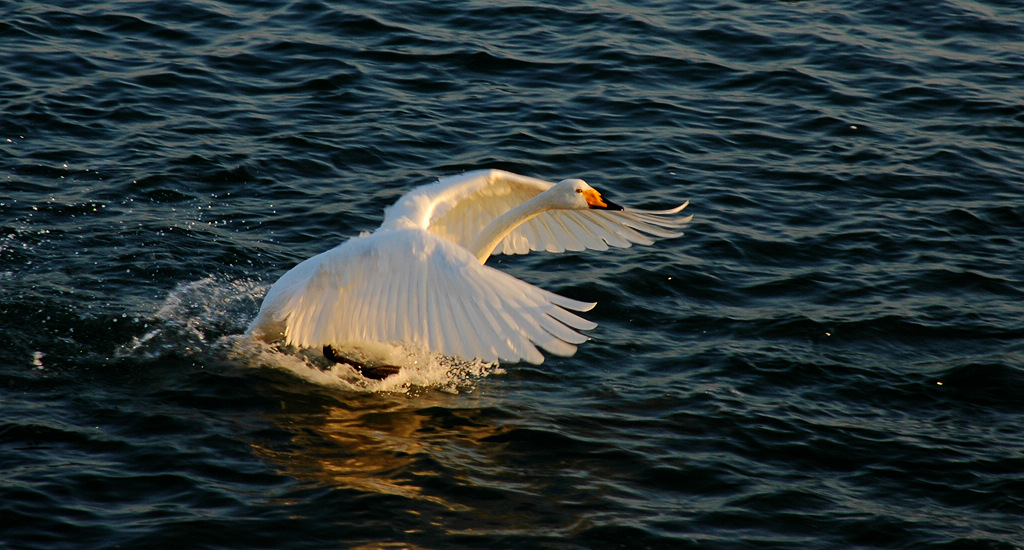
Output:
583,188,623,210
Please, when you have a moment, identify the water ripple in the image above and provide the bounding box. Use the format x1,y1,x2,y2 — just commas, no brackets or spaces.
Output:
2,0,1023,548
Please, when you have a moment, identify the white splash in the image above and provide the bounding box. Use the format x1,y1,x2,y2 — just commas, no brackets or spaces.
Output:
227,333,500,394
120,276,501,393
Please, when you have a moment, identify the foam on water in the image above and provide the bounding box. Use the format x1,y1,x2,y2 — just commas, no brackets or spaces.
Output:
118,276,501,394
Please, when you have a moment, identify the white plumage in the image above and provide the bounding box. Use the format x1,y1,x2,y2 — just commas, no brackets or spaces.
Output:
248,169,691,366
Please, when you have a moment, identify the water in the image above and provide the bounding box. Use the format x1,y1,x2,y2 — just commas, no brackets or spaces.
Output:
2,0,1023,548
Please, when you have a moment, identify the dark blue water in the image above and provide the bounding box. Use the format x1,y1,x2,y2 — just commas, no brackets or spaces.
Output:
3,1,1023,548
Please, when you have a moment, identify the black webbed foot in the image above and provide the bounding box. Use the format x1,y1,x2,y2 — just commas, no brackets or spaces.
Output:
323,345,402,380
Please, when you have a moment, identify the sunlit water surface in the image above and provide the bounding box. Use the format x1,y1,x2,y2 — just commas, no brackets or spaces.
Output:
2,1,1023,548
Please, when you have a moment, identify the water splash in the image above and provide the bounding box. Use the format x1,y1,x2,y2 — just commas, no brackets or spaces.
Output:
228,335,501,394
119,277,501,393
116,276,262,360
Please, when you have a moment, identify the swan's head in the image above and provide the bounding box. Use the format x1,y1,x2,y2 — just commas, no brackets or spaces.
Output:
552,178,624,211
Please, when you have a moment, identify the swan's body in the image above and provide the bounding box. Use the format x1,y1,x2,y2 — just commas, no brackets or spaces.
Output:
248,169,690,372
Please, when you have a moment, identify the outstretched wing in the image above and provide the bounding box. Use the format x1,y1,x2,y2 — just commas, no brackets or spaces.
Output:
248,228,597,364
496,202,692,255
399,169,691,257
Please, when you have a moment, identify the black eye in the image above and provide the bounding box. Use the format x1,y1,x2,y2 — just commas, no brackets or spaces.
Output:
575,188,583,193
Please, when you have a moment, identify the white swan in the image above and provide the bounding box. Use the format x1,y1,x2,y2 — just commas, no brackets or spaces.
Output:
248,169,690,376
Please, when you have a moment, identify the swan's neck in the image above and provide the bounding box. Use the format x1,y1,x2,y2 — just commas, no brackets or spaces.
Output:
467,194,556,264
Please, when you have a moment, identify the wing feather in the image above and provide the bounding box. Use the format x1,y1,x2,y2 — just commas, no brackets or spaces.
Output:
540,313,589,346
465,272,527,361
550,211,591,252
545,303,598,332
564,213,613,251
249,228,594,364
574,211,634,248
538,212,574,253
358,256,381,341
460,276,507,361
424,259,444,352
385,255,404,341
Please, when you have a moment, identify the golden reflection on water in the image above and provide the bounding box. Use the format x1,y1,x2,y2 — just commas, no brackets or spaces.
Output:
252,389,511,512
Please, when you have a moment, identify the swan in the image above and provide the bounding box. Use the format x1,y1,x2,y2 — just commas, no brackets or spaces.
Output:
247,169,691,378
